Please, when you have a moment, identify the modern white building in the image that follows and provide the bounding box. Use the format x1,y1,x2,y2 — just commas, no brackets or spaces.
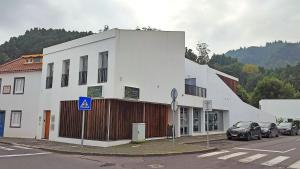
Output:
0,54,43,138
35,29,275,147
260,99,300,120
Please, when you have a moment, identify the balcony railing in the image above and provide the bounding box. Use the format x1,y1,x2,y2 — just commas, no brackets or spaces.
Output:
185,84,207,98
46,76,53,89
61,74,69,87
98,68,107,83
79,71,87,85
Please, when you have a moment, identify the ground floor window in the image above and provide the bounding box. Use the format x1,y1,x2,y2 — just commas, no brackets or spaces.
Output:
205,111,224,131
193,108,201,132
10,110,22,128
180,107,189,135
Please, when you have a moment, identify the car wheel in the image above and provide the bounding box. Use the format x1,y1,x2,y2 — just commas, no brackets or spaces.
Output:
258,133,262,140
227,136,232,140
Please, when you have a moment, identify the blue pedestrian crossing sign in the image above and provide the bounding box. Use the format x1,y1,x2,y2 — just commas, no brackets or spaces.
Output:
78,97,92,111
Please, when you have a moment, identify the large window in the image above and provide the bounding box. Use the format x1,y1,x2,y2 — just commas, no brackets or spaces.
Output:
79,56,88,85
10,111,22,128
98,51,108,83
61,59,70,87
193,108,201,132
13,77,25,94
46,63,54,89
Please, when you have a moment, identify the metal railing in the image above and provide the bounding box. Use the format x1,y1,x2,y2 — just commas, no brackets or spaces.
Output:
185,84,207,98
61,74,69,87
79,71,87,85
98,68,107,83
46,76,53,89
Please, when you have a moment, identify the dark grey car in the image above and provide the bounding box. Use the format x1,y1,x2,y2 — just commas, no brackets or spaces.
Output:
278,122,299,136
259,122,279,138
227,121,262,141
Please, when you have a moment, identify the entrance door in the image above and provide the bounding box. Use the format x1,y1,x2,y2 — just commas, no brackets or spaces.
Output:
205,112,218,131
180,108,189,135
44,111,51,139
0,111,5,137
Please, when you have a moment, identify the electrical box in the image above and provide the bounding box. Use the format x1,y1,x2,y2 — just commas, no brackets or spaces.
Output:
132,123,145,142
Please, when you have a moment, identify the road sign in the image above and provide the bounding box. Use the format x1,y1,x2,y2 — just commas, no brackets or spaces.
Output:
203,100,212,111
78,97,92,111
171,88,178,101
171,100,178,112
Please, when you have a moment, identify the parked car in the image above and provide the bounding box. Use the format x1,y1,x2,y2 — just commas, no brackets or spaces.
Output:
227,121,262,141
258,122,279,138
277,122,299,136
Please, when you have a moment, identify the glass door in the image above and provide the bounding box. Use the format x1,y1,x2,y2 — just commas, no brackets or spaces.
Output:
193,108,201,132
205,112,218,131
180,108,189,135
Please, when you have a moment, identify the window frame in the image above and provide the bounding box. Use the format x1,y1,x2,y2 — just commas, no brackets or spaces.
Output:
61,59,70,87
10,110,22,128
98,51,108,83
13,77,25,94
79,55,88,85
46,63,54,89
0,78,2,94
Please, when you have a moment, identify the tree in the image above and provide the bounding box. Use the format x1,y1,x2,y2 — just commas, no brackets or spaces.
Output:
242,64,259,74
185,47,197,62
251,77,298,107
236,85,250,103
196,42,210,64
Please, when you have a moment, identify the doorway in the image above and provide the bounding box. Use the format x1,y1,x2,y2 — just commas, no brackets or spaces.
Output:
180,107,189,136
205,111,224,131
43,111,51,139
0,111,5,137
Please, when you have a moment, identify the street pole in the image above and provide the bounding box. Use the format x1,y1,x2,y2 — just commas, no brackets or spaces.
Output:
206,110,210,148
172,108,175,145
81,110,85,146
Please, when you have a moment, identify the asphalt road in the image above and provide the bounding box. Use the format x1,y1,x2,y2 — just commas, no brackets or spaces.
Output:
1,135,300,169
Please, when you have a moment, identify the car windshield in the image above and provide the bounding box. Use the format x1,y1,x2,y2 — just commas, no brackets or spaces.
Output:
259,123,271,128
278,123,292,128
234,122,251,128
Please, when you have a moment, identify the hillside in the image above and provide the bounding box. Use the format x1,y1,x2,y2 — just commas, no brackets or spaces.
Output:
225,41,300,68
0,28,93,64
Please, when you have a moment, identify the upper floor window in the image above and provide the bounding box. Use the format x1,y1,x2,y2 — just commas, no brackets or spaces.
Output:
13,77,25,94
61,59,70,87
46,63,54,89
185,78,207,98
98,51,108,83
79,56,88,85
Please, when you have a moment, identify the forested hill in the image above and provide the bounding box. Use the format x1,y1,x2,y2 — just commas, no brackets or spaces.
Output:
0,28,93,64
225,41,300,68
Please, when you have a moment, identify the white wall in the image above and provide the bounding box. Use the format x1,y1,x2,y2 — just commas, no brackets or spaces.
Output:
260,99,300,119
0,71,41,138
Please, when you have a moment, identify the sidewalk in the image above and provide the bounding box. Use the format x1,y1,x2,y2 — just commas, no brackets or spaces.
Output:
0,134,225,156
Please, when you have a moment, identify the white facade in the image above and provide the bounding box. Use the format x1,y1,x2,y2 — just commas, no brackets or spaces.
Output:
260,99,300,120
0,71,41,138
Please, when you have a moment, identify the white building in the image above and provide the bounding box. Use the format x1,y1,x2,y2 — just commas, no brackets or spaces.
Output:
0,54,43,138
260,99,300,120
35,29,275,147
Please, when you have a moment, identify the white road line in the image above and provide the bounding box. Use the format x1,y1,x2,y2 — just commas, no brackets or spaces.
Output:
261,156,290,167
218,152,248,160
296,139,300,142
0,146,15,151
239,154,267,163
289,160,300,169
12,145,32,150
234,147,296,154
197,150,230,158
0,152,51,158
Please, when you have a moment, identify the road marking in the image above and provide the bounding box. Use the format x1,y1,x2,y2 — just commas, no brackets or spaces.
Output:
239,154,267,163
0,146,15,151
0,152,51,158
147,164,164,168
218,152,248,160
197,150,230,158
289,160,300,169
234,147,296,153
261,156,290,167
296,139,300,142
12,145,32,150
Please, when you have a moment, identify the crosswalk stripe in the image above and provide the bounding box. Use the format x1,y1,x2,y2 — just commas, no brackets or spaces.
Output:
289,160,300,169
12,145,32,150
197,150,230,158
0,146,15,151
261,156,290,167
239,154,267,163
218,152,248,160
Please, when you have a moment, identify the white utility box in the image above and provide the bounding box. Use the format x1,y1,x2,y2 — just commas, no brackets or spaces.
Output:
132,123,145,142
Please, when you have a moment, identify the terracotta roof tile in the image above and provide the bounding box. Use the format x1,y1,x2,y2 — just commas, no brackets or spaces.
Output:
0,56,42,74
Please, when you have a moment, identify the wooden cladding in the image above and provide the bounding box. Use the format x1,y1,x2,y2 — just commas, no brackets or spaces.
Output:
217,74,238,93
59,99,168,141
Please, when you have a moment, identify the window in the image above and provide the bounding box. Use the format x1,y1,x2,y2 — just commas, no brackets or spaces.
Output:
13,77,25,94
0,78,2,93
124,86,140,99
33,57,42,63
46,63,54,89
61,59,70,87
79,56,88,85
10,111,22,128
98,51,108,83
193,108,201,132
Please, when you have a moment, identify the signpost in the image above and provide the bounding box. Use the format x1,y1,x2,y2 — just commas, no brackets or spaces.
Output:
170,88,178,145
203,100,212,148
78,96,92,146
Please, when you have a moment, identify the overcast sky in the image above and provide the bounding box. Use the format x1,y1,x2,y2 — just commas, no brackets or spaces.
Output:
0,0,299,54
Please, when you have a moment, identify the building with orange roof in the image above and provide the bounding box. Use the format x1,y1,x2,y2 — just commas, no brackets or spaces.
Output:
0,54,43,138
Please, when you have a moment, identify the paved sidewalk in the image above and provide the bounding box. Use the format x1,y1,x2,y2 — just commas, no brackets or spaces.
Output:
0,134,225,156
